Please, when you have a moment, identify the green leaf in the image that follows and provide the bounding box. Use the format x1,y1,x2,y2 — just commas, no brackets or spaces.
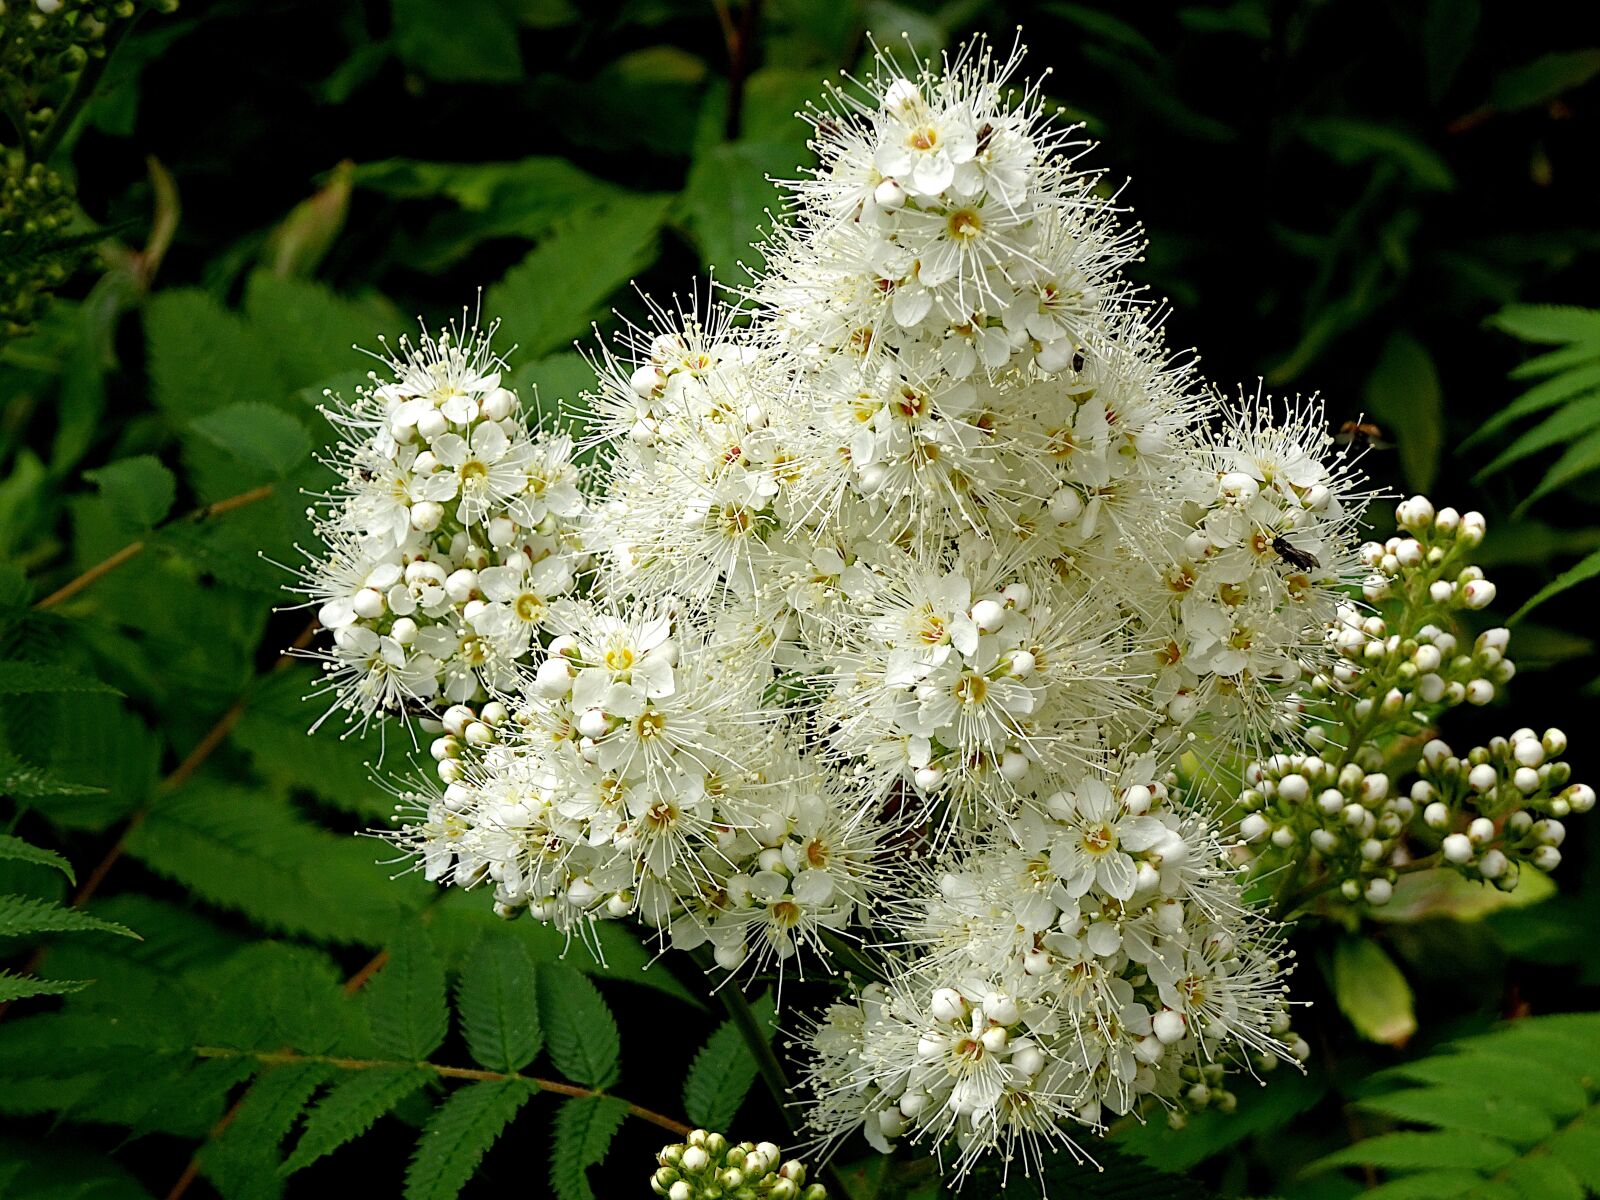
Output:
83,456,176,531
0,662,119,697
0,894,138,940
1488,304,1600,345
1475,392,1600,480
1312,1130,1517,1173
1518,426,1600,513
242,273,399,387
144,289,285,420
282,1066,430,1174
391,0,523,83
1301,118,1454,190
550,1094,628,1200
368,926,449,1061
682,991,776,1131
1364,332,1442,492
682,140,795,284
457,937,542,1073
200,1061,331,1200
188,403,313,477
1356,1086,1555,1145
538,962,619,1089
486,195,673,359
0,835,74,882
0,970,90,1004
0,749,104,800
1489,49,1600,111
1513,546,1600,622
404,1079,531,1200
125,784,421,944
1463,360,1600,449
1329,937,1415,1046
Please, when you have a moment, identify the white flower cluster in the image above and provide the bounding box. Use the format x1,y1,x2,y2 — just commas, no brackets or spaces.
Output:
297,324,587,726
802,765,1300,1179
295,39,1437,1189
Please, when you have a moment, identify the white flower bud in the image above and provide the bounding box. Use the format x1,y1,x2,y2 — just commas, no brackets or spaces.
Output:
873,177,907,209
928,985,960,1024
445,568,478,602
482,387,517,421
1465,679,1494,706
1423,801,1449,829
1479,849,1509,879
1468,764,1497,794
1532,845,1563,872
416,409,448,441
410,501,444,532
1049,487,1083,523
1364,878,1392,905
1153,1009,1186,1044
1467,816,1495,843
1218,472,1259,503
1442,833,1473,864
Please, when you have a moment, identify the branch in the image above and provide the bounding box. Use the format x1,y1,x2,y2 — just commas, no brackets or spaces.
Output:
190,1045,694,1136
34,483,275,610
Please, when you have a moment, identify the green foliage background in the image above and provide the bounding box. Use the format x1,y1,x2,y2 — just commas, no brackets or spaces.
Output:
2,1,1600,1197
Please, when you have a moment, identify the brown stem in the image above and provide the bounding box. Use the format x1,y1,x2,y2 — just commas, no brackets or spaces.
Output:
720,0,760,141
192,1045,694,1135
35,483,275,610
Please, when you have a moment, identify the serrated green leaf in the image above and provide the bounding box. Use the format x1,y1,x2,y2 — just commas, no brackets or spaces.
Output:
0,749,104,800
1476,392,1600,481
538,963,619,1089
457,937,542,1073
404,1079,530,1200
82,456,176,531
1312,1130,1516,1173
1504,544,1600,620
188,403,312,477
0,970,90,1004
281,1066,430,1174
682,991,775,1131
127,781,427,944
683,139,798,283
1500,1155,1585,1200
550,1094,628,1200
0,894,137,940
1463,361,1600,448
200,1061,330,1200
0,835,73,882
242,273,399,387
1488,304,1600,346
1355,1085,1555,1144
486,195,672,359
0,662,119,697
1518,426,1600,512
1330,937,1415,1046
368,926,448,1061
145,289,286,420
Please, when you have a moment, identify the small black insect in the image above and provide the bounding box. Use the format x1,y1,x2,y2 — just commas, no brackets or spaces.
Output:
976,122,996,154
1271,535,1320,572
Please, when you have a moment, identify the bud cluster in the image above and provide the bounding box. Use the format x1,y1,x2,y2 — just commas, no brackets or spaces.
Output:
1415,730,1592,888
1234,496,1590,914
650,1131,826,1200
297,324,588,727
